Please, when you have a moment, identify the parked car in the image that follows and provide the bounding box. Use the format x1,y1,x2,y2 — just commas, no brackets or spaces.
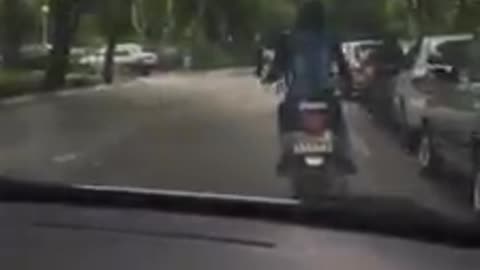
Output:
342,40,383,99
362,39,406,124
391,34,474,150
410,35,480,210
79,43,158,75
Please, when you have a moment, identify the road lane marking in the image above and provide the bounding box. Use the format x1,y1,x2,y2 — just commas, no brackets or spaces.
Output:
123,80,140,88
93,84,111,92
52,153,79,164
56,88,84,97
1,95,36,105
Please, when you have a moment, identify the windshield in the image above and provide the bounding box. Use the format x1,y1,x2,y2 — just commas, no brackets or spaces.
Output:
434,38,480,81
3,0,480,237
114,50,131,57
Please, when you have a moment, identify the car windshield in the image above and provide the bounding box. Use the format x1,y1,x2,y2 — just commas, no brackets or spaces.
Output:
351,42,382,62
434,38,480,81
114,50,131,57
4,0,480,237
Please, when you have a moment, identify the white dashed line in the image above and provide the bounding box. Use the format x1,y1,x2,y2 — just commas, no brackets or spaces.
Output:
93,84,108,91
56,88,84,97
1,95,36,105
52,153,79,164
1,80,132,105
123,80,139,87
56,84,112,97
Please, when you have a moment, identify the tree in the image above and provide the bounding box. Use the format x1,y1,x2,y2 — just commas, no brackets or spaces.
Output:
132,0,172,42
0,0,35,68
44,0,82,90
454,0,480,32
168,0,296,45
96,0,132,84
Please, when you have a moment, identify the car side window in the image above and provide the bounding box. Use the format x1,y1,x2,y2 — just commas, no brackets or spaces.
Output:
115,50,131,57
404,39,422,70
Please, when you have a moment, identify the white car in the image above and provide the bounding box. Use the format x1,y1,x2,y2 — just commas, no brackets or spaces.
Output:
79,43,158,73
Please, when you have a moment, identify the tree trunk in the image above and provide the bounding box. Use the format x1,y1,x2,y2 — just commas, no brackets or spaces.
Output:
2,0,22,69
102,34,117,84
44,0,81,90
132,0,147,43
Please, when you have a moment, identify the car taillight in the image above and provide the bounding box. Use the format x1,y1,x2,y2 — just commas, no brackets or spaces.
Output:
301,110,329,135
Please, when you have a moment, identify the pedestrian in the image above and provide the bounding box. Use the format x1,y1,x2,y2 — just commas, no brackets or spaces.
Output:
263,30,291,84
255,45,264,78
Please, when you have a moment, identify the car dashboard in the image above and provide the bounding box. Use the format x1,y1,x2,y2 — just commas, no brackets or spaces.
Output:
1,203,480,270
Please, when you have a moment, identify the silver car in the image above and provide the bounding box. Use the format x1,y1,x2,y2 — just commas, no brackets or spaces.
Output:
392,34,474,150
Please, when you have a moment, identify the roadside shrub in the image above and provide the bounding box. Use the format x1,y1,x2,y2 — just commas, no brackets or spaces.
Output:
0,70,102,98
0,70,44,97
190,41,254,70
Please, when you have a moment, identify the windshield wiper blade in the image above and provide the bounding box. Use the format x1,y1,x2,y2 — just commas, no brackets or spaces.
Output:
2,177,480,248
34,222,276,249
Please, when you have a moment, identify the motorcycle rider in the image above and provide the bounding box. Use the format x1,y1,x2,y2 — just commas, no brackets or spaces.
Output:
265,1,355,175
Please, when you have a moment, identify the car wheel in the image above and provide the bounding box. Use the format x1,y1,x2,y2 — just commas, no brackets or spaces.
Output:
418,128,441,175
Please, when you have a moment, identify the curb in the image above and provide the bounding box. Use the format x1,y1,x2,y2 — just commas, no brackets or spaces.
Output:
0,78,139,107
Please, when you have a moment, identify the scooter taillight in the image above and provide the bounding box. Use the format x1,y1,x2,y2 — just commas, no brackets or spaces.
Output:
301,110,329,135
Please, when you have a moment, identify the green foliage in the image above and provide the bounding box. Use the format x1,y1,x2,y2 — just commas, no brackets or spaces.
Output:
190,41,236,69
0,0,38,40
168,0,296,43
0,69,100,97
96,0,133,39
5,0,480,75
0,70,44,97
76,14,103,46
133,0,171,41
6,0,480,48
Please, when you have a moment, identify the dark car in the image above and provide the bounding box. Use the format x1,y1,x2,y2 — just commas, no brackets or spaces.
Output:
415,35,480,210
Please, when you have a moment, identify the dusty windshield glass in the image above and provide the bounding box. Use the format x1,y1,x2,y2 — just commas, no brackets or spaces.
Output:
436,38,480,81
3,0,480,224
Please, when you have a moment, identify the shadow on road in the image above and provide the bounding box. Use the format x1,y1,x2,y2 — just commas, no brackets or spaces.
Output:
363,100,474,212
421,169,474,210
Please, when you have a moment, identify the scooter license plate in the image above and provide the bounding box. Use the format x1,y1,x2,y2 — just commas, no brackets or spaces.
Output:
293,140,332,154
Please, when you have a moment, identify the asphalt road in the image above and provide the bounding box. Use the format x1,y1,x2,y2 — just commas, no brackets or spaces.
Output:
0,69,473,219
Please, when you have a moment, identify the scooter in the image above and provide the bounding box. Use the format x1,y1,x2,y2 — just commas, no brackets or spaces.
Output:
279,94,347,202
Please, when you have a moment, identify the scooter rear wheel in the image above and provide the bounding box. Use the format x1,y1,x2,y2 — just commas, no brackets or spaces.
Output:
291,163,347,205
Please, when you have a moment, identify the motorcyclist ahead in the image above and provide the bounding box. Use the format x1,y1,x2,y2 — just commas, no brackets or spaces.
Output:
266,1,356,175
